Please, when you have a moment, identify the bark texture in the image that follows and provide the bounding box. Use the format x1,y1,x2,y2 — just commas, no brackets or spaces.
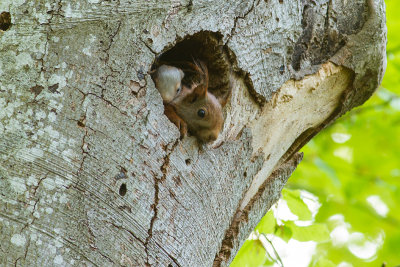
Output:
0,0,386,266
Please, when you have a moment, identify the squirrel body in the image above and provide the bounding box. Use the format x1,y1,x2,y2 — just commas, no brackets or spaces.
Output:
153,61,224,143
170,61,223,142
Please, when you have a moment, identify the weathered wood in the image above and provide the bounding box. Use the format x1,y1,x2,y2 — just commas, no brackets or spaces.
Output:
0,0,386,266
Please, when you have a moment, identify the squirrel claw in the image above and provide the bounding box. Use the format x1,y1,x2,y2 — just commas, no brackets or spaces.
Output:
178,120,188,138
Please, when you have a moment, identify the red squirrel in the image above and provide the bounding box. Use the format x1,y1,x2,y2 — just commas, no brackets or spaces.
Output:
151,65,187,136
152,61,224,142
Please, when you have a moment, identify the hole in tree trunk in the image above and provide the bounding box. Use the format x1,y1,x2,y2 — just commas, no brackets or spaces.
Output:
0,12,11,31
119,183,127,196
150,31,246,143
152,31,233,103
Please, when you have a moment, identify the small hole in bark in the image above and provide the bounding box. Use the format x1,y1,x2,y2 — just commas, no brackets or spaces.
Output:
243,171,247,178
48,83,59,93
30,85,44,97
185,159,191,165
77,119,85,127
137,67,145,80
0,12,11,31
115,168,128,180
279,65,285,75
276,17,279,22
119,183,127,196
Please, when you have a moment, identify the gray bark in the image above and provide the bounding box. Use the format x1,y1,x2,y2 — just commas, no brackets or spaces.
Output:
0,0,386,266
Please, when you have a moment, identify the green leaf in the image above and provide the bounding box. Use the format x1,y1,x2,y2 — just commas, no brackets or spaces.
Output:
282,189,312,220
312,257,336,267
313,157,341,187
275,224,293,242
255,210,276,234
230,240,269,267
285,221,330,242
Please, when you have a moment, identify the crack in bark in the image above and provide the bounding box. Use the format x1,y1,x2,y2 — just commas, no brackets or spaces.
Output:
159,245,181,267
104,20,122,63
85,213,114,264
140,38,157,55
32,0,59,78
99,20,123,109
75,86,128,117
144,139,179,267
88,91,128,116
68,117,108,141
21,190,41,233
76,109,89,182
38,0,63,74
320,0,333,58
73,84,130,181
226,0,260,43
110,222,146,247
14,257,21,267
23,237,31,261
30,174,48,198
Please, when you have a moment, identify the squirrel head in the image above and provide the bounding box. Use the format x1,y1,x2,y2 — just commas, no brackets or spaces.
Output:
171,61,224,143
152,65,184,103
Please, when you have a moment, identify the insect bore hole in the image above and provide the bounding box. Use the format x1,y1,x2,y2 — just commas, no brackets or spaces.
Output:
0,12,11,31
119,183,127,196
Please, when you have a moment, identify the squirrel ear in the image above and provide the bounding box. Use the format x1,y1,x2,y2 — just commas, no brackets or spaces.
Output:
183,84,206,103
192,83,207,97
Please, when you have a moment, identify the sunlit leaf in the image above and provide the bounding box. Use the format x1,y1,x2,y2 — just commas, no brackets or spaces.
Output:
230,240,269,267
312,257,336,267
275,224,293,243
255,210,276,234
282,189,312,221
285,221,330,242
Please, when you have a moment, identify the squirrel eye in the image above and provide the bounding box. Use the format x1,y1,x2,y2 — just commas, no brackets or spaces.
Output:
197,109,206,118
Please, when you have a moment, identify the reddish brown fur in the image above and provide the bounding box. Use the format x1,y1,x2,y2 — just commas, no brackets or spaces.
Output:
170,61,224,143
164,104,188,137
152,60,225,142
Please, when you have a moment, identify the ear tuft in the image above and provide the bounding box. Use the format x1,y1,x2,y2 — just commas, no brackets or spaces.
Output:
192,83,207,97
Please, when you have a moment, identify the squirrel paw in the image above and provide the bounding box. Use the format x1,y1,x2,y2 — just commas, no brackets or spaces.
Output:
164,104,187,138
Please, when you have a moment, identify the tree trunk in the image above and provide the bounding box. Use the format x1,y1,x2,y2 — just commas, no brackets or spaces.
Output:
0,0,386,266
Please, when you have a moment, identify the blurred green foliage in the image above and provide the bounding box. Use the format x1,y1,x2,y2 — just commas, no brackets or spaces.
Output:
231,0,400,266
